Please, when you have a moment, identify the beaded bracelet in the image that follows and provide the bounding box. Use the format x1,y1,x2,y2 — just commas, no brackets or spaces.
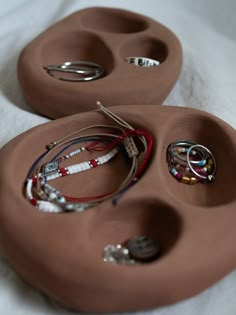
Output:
60,129,153,205
26,134,128,210
25,103,153,212
39,129,152,210
26,140,121,212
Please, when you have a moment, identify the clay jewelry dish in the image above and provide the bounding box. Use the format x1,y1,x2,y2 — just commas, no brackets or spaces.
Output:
17,7,182,118
0,104,235,312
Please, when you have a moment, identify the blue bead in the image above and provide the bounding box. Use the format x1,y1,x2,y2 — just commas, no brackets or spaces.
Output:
198,160,206,166
171,168,177,175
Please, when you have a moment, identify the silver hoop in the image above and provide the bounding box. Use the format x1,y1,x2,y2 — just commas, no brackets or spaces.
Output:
186,144,216,182
43,61,105,82
124,57,160,67
167,140,207,166
166,140,216,184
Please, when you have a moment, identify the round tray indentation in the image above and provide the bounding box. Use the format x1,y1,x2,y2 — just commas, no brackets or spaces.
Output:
162,114,236,207
41,31,114,76
80,7,148,34
89,198,182,260
120,37,168,64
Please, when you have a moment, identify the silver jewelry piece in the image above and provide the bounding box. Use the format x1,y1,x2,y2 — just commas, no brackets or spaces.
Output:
168,140,207,165
103,236,161,264
126,235,161,262
186,144,216,181
43,61,105,82
166,140,216,184
42,160,59,176
124,57,160,67
103,244,136,265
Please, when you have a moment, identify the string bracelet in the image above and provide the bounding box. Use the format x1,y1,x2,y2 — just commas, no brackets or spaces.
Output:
61,128,153,204
25,103,153,212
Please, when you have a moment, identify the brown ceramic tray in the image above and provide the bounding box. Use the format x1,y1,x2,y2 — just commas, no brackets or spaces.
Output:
17,7,182,118
0,105,235,312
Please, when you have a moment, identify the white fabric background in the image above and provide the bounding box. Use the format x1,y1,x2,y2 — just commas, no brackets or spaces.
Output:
0,0,235,314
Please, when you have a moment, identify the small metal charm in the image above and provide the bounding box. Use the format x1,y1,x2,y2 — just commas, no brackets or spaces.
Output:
42,160,59,176
126,236,161,262
103,244,136,265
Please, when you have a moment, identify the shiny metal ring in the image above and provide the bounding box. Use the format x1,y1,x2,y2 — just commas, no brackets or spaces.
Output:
186,144,216,181
167,140,207,165
43,61,105,82
124,57,160,67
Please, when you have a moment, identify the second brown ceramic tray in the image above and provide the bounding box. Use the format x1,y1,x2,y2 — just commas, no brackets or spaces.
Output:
18,7,182,118
0,105,235,312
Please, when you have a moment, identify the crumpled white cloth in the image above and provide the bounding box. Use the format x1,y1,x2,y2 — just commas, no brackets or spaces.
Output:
0,0,235,314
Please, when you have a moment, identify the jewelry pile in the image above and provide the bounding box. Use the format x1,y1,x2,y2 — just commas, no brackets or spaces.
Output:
103,236,161,265
166,140,216,184
24,102,153,213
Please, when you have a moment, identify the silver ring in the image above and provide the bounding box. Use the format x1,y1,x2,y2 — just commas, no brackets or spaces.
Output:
43,61,104,82
167,140,207,165
186,144,216,182
166,140,216,184
124,57,160,67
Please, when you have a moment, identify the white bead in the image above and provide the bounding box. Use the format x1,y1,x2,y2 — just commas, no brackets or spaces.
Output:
38,201,62,213
47,173,59,181
49,192,58,201
26,179,33,200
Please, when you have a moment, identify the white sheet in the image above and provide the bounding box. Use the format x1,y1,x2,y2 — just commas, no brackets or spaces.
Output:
0,0,235,314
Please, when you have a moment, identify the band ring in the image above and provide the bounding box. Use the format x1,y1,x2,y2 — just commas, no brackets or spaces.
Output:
124,57,160,67
186,144,216,181
43,61,105,82
168,140,208,165
166,140,216,184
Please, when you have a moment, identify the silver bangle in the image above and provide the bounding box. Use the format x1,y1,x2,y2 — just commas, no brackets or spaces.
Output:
43,61,105,82
124,57,160,67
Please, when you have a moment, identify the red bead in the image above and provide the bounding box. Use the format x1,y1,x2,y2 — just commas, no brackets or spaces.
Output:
89,159,98,168
30,198,37,206
31,176,37,185
59,167,67,176
176,173,182,180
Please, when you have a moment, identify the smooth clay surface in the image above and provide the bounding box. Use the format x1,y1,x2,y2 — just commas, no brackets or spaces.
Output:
0,105,235,312
17,7,182,118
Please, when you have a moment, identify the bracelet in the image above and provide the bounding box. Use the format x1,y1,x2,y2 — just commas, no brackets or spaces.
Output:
26,134,126,211
60,129,153,205
26,144,120,212
24,103,153,212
